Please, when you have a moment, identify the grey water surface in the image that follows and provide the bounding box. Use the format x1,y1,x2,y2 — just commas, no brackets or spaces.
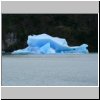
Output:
2,53,98,86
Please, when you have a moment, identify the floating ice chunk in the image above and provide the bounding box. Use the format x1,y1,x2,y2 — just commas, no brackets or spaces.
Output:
64,44,89,54
12,33,89,54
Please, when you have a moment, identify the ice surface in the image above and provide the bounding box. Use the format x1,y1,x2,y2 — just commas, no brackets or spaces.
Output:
12,33,89,54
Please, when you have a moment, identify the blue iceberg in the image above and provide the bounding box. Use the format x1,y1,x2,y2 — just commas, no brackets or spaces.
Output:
12,33,89,54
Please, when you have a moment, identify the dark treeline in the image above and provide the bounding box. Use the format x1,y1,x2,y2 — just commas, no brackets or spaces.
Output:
2,14,98,52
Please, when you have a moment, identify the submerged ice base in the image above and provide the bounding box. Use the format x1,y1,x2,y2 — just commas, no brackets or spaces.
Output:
12,33,89,54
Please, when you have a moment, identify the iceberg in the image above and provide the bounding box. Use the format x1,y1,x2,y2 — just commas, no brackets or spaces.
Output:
12,33,89,54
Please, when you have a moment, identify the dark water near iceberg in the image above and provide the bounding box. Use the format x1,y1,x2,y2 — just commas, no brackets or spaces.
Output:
2,53,98,86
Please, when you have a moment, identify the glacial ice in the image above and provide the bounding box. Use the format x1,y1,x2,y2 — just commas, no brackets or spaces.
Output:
12,33,89,54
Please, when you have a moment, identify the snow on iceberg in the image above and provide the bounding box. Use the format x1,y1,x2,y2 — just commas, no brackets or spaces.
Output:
12,33,89,54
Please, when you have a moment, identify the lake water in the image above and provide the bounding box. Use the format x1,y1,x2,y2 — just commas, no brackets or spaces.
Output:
2,53,98,86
